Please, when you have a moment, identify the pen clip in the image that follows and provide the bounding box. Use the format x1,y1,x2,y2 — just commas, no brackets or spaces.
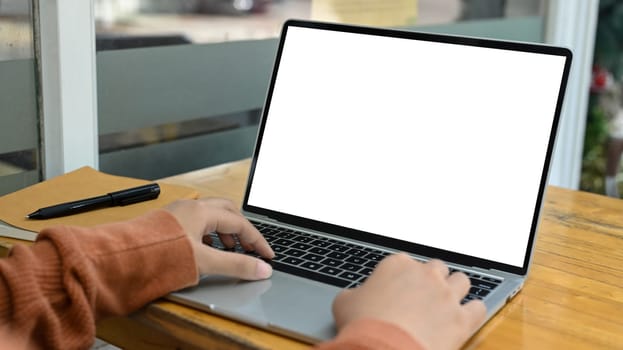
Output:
117,191,160,206
110,183,161,206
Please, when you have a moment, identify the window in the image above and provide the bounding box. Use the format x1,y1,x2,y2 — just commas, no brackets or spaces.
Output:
0,0,41,195
93,0,547,180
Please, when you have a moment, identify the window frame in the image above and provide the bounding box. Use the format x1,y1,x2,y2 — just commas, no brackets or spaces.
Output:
36,0,99,179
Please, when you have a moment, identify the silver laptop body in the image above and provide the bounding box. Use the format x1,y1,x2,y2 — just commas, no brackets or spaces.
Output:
169,20,572,343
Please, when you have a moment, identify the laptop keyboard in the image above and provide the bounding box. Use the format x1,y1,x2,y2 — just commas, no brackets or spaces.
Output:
212,220,502,303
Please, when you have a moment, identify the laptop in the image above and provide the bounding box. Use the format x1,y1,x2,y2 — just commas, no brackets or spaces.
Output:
169,19,572,343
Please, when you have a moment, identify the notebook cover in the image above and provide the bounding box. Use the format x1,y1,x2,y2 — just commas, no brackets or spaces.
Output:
0,166,199,237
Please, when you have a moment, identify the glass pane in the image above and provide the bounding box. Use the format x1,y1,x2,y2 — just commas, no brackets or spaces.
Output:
582,0,623,197
94,0,545,180
0,1,41,195
94,0,544,48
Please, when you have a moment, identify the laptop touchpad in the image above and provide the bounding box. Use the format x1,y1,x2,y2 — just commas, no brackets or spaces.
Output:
170,271,340,341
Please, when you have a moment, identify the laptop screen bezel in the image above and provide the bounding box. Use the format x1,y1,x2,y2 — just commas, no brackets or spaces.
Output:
241,19,572,276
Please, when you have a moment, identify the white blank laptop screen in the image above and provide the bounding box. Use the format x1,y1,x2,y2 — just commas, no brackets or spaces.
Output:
247,26,567,267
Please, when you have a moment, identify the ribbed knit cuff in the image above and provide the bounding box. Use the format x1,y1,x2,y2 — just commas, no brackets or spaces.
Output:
38,209,198,317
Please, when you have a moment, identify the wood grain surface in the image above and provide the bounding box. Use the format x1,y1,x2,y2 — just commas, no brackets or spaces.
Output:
153,159,623,349
3,159,622,349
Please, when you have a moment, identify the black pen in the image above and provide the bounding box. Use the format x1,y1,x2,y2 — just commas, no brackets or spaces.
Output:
27,183,161,219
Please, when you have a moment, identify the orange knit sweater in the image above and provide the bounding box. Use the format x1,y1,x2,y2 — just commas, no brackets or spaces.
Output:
0,210,422,350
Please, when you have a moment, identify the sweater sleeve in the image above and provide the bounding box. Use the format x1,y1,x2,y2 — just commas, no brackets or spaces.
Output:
0,209,197,350
315,319,426,350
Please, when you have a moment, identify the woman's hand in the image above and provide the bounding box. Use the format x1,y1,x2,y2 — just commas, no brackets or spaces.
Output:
165,198,274,280
332,253,486,350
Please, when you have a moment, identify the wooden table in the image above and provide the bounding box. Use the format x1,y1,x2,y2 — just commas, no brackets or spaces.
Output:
3,159,623,349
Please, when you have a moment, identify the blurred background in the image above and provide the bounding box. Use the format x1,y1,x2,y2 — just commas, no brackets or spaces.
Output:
3,0,605,199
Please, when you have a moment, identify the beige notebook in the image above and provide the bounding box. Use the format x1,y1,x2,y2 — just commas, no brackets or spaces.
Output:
0,166,199,239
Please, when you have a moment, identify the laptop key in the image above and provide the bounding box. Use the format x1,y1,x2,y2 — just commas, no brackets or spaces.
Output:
327,251,348,260
293,235,315,243
301,261,323,270
328,244,350,252
283,248,306,257
271,261,350,288
364,253,384,262
482,276,503,283
302,253,324,262
339,271,363,281
341,263,363,272
309,247,330,255
291,242,312,251
345,256,367,264
345,248,368,257
279,233,297,240
282,257,304,266
360,267,374,276
263,235,278,242
271,244,288,253
273,238,295,246
320,266,343,276
364,260,378,268
321,258,343,267
310,240,332,248
469,278,498,290
470,287,491,297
